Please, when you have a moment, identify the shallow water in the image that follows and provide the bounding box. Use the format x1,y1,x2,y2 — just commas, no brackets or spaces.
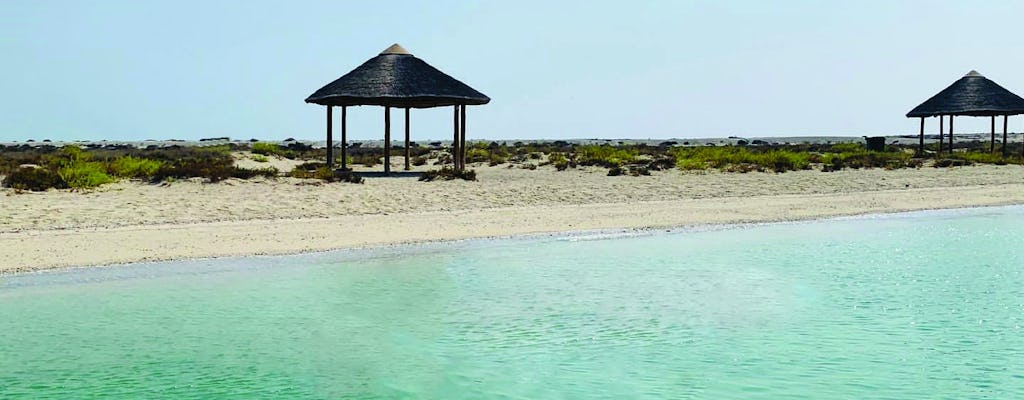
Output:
1,207,1023,399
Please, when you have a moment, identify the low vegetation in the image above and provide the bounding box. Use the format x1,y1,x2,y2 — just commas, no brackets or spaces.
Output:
250,142,297,159
231,167,280,179
3,139,1023,191
4,166,66,191
0,144,284,191
419,167,477,181
948,151,1024,166
449,140,1024,175
575,145,638,168
669,147,811,173
109,155,165,178
288,162,363,183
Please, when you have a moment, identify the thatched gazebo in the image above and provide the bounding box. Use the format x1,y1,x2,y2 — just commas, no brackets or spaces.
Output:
907,70,1024,156
305,44,490,173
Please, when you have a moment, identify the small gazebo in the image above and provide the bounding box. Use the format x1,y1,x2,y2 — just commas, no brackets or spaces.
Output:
305,44,490,173
907,70,1024,156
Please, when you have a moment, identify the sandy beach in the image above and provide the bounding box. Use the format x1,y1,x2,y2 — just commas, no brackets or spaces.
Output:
2,162,1023,273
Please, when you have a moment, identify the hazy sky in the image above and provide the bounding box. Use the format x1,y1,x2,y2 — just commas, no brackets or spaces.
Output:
4,1,1024,142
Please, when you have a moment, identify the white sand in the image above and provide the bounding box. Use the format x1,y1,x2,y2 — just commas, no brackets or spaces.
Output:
2,163,1023,273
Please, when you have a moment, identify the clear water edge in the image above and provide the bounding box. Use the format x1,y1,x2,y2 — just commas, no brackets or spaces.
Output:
1,205,1022,398
6,203,1020,280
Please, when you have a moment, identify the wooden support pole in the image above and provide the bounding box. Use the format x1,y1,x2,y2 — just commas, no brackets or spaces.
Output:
460,104,467,170
453,105,460,170
938,115,944,155
918,117,925,156
948,115,954,152
384,106,391,174
404,107,411,171
341,106,347,171
1002,115,1009,157
991,116,996,153
326,106,333,168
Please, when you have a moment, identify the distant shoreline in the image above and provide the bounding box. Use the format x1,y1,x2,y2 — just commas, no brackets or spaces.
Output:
7,202,1024,279
6,132,1022,149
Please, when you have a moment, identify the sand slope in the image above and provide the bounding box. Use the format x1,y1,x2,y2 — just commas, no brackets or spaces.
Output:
2,164,1023,272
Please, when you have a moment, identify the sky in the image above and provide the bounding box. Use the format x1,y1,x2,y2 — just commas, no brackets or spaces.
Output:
3,0,1024,142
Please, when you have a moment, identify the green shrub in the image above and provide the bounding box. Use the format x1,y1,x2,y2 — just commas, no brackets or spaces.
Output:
251,142,279,155
14,145,114,189
59,161,114,189
628,166,651,176
251,143,296,159
151,151,236,182
289,165,328,179
677,158,707,171
820,148,912,171
347,153,379,167
951,152,1020,165
196,144,233,156
232,167,279,179
294,161,326,171
576,145,638,168
488,153,507,166
55,145,88,163
828,143,865,153
934,159,970,168
2,167,67,191
756,150,810,172
646,156,676,171
419,168,476,181
671,147,809,172
547,153,572,171
252,155,269,163
466,148,490,163
288,165,363,183
108,156,164,178
434,153,453,165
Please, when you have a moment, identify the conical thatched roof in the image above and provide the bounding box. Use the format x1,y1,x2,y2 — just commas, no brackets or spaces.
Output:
907,71,1024,117
305,44,490,108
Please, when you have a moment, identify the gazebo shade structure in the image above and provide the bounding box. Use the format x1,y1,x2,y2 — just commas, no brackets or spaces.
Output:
906,71,1024,156
305,44,490,173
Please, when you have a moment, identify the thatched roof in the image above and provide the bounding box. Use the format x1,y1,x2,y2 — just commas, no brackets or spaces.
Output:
907,71,1024,117
305,44,490,108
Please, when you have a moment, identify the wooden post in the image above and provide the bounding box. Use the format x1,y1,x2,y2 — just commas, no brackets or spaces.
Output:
404,108,411,171
326,106,333,168
1002,115,1009,157
938,115,944,155
991,116,996,153
341,106,347,171
453,105,460,170
918,117,925,156
384,106,391,174
948,115,953,152
460,104,467,169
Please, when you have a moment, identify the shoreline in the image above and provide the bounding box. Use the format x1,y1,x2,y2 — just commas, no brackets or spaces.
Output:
7,203,1020,282
4,183,1024,274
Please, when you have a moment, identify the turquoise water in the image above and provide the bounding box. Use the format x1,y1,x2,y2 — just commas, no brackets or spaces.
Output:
1,207,1023,399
